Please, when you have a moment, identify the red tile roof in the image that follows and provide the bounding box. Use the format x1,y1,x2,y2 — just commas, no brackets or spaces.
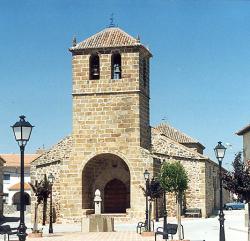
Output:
8,182,31,191
70,27,152,56
0,154,40,167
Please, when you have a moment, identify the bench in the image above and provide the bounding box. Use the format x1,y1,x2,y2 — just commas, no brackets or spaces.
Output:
155,223,184,241
136,220,154,234
185,208,202,218
0,216,20,225
0,225,18,241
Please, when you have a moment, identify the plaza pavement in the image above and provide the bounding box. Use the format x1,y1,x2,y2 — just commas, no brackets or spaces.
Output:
1,210,247,241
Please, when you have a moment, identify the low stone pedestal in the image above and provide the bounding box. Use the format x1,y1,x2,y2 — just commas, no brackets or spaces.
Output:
28,232,43,238
141,231,154,237
81,214,114,232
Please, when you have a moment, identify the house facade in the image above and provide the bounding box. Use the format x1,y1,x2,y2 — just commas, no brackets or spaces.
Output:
31,26,229,223
236,124,250,163
0,154,39,212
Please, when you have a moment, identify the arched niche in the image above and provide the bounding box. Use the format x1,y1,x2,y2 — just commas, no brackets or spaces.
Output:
82,153,130,213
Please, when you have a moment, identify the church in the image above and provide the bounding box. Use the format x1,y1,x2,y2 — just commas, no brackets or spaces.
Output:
31,25,229,223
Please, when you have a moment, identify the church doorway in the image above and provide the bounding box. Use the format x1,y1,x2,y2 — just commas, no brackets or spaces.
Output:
82,153,130,213
104,179,127,213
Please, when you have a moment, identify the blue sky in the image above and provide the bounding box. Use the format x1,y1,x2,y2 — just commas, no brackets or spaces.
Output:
0,0,249,168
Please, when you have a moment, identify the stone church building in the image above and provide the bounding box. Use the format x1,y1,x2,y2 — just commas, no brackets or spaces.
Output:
31,26,228,223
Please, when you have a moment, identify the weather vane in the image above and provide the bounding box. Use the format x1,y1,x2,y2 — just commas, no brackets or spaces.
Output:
108,13,116,28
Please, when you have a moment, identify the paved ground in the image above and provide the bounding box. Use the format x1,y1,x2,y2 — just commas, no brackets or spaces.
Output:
1,210,247,241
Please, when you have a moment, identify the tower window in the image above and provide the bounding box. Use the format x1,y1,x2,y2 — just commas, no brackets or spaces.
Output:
111,53,121,79
89,54,100,80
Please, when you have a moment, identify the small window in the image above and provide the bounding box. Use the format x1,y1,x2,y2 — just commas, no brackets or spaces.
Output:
4,174,10,182
111,53,121,79
89,54,100,80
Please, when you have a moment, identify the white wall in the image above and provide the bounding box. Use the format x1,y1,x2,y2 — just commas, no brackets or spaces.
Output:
3,167,30,205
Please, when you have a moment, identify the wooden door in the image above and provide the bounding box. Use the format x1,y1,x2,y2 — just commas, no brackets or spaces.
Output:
104,179,127,213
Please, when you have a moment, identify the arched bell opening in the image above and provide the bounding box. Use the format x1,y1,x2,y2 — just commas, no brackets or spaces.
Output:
82,153,130,213
111,53,121,79
89,54,100,80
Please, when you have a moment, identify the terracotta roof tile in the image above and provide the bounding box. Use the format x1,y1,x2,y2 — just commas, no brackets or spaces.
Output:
0,154,40,167
154,123,205,149
8,182,31,191
70,27,150,53
151,128,207,160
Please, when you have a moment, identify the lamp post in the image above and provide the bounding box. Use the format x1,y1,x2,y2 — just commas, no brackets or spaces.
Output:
214,141,227,241
48,173,55,234
12,115,33,241
144,170,150,231
162,189,168,239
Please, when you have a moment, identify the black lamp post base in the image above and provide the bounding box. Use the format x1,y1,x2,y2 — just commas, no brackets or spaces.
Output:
17,223,27,241
219,213,225,241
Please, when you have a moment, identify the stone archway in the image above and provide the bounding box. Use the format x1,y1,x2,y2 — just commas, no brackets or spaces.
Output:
104,179,127,213
82,153,130,213
12,192,31,205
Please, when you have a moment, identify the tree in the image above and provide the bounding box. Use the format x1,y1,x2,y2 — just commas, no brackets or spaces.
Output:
139,178,163,230
149,178,164,221
223,152,250,241
160,161,188,240
29,174,51,233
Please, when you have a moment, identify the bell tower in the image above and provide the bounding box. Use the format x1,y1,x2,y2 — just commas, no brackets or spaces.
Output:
59,27,153,221
69,27,152,150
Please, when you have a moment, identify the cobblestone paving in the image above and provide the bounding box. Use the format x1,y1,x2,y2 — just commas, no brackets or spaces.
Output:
26,232,155,241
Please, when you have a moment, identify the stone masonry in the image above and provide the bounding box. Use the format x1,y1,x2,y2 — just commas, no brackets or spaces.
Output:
31,26,229,224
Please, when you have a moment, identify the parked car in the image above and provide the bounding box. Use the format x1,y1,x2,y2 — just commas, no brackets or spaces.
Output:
224,202,245,210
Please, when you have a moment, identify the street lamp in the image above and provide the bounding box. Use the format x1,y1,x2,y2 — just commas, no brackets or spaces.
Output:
162,188,168,239
214,141,227,241
143,170,150,231
12,115,33,241
48,173,55,234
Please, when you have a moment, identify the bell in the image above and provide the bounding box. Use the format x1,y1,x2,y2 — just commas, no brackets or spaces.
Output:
92,66,99,76
114,64,120,74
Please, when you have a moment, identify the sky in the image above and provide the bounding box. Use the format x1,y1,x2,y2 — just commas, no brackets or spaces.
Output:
0,0,250,169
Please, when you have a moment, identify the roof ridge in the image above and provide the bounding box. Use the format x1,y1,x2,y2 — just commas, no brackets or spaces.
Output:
70,27,148,51
152,128,207,159
154,123,199,143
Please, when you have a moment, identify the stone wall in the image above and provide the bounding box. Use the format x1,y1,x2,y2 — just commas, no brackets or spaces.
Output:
156,158,206,218
0,162,4,216
30,136,72,224
205,160,231,216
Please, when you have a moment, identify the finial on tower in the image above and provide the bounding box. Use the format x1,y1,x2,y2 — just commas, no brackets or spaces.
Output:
108,13,116,28
137,34,140,43
72,36,77,47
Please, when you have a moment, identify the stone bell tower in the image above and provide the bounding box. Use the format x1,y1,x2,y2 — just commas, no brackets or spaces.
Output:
59,26,153,222
70,27,152,149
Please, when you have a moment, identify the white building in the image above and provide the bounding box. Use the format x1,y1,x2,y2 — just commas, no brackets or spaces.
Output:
0,154,40,206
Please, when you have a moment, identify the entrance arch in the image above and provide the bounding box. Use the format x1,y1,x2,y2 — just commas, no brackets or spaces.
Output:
104,179,127,213
82,153,130,213
12,192,31,205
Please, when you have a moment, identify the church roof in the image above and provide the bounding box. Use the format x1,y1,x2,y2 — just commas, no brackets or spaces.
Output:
154,123,205,149
70,27,151,54
151,128,208,160
31,136,72,166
